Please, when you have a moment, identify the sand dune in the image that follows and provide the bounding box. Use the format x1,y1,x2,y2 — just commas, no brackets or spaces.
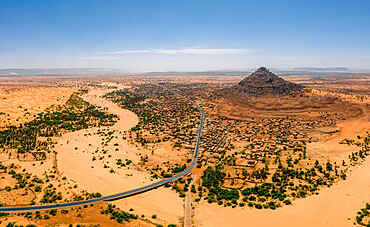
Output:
0,86,76,127
57,86,183,225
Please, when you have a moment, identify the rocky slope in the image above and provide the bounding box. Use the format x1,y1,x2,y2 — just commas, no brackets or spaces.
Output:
223,67,304,96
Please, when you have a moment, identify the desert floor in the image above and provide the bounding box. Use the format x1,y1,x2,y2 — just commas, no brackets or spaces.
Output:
194,118,370,227
306,120,370,162
0,86,76,126
1,80,369,227
194,154,370,227
57,84,184,226
56,84,369,227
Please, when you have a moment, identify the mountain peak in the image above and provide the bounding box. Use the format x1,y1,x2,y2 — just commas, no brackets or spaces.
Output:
225,67,304,96
256,66,269,73
239,67,283,86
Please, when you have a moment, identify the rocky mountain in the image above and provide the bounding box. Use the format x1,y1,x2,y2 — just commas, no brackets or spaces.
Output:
223,67,304,96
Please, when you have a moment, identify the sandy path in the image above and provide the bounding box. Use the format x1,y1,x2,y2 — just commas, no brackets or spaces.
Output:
57,86,183,225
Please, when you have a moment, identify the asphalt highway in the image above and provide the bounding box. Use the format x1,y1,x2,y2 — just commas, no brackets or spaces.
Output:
0,84,204,212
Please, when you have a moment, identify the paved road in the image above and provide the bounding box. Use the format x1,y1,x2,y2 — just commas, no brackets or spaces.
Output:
0,84,204,213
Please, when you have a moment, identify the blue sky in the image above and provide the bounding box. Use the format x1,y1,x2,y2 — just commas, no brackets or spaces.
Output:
0,0,369,71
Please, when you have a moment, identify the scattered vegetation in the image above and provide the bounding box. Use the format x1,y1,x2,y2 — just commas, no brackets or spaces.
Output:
101,204,138,223
0,93,117,154
355,203,370,226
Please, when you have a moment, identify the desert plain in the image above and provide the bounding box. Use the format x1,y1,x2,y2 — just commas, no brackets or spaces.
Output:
0,70,369,227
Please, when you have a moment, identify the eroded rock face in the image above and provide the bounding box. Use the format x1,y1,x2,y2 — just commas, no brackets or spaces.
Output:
224,67,304,96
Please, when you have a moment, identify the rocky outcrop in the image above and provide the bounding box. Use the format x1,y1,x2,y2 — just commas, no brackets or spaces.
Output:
223,67,304,96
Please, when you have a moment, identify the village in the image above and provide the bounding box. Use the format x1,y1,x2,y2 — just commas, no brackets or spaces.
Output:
102,80,368,210
0,74,368,226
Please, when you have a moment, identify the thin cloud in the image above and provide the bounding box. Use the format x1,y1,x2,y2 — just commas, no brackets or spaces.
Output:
93,48,257,55
81,55,120,60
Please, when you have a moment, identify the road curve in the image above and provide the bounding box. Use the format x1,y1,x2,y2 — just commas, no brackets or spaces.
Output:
0,84,204,213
